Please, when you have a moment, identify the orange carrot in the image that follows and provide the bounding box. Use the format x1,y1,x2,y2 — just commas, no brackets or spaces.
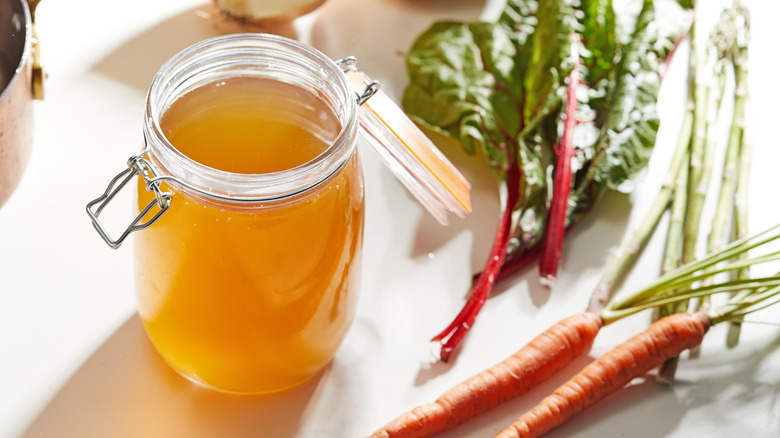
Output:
495,311,711,438
368,313,603,438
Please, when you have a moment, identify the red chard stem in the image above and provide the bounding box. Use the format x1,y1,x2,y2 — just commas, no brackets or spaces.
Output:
540,32,581,285
431,153,522,362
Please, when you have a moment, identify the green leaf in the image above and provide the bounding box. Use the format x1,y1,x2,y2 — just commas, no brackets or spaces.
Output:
403,0,682,256
404,21,519,177
588,0,669,192
403,1,578,176
576,0,618,84
566,0,678,228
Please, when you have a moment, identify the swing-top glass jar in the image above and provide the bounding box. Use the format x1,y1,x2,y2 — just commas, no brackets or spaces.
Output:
88,33,471,394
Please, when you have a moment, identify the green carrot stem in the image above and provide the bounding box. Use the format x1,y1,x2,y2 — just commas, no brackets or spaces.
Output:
630,276,780,311
606,223,780,312
601,276,780,325
718,296,780,324
634,252,780,298
710,283,780,325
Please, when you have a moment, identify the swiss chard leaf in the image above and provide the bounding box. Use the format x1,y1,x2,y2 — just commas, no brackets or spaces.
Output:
569,0,676,224
403,0,685,359
590,0,663,191
403,21,520,177
404,0,577,248
404,0,680,255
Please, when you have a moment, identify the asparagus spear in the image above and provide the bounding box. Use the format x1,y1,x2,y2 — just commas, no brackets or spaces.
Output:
690,19,732,320
659,1,738,379
726,5,752,347
586,114,691,314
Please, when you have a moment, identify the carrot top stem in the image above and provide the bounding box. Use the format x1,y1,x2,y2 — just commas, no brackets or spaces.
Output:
605,223,780,312
600,276,780,325
708,282,780,325
644,251,780,295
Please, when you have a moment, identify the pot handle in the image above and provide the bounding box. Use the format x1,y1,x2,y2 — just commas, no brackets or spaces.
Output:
27,0,44,100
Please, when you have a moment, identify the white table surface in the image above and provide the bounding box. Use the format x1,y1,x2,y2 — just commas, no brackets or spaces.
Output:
2,0,779,437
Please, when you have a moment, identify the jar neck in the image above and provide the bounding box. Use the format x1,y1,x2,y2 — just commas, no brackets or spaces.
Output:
142,33,358,206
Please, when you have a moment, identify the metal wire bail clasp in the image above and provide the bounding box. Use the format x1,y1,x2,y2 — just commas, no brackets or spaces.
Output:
336,56,380,105
86,148,172,249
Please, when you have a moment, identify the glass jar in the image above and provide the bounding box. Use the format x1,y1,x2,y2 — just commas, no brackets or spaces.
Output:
88,33,470,395
142,34,363,394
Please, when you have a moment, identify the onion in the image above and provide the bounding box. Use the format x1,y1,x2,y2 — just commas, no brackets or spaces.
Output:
213,0,326,24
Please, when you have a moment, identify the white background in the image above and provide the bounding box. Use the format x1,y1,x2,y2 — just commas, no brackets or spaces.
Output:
1,0,779,437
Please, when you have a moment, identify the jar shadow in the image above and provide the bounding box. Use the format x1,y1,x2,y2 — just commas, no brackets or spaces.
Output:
405,131,501,276
309,0,504,275
21,314,323,438
91,3,299,94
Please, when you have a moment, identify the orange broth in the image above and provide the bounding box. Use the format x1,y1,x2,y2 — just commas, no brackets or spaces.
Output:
134,76,364,393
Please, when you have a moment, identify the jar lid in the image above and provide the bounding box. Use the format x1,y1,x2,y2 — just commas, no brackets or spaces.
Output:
339,60,472,225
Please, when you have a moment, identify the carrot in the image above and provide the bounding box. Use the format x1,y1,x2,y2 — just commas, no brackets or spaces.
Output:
369,222,780,438
494,312,711,438
368,222,780,438
368,313,603,438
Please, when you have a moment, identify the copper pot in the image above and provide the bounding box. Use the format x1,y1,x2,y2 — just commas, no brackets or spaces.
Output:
0,0,42,209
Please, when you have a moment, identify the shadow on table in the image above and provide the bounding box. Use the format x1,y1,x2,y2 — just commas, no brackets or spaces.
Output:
91,3,298,93
21,314,323,438
310,0,489,88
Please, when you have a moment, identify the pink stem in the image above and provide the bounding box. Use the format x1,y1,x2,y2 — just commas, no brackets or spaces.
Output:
431,153,522,362
539,32,580,284
492,245,543,284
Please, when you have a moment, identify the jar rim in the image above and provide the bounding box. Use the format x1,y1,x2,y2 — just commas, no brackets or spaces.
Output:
143,33,358,204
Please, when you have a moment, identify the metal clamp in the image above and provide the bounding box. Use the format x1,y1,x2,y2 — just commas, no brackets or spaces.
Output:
336,57,380,106
86,149,171,249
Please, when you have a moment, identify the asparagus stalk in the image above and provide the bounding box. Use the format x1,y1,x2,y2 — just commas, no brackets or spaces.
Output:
662,148,690,282
680,2,709,268
690,57,728,323
726,7,751,346
586,113,691,314
692,4,738,316
704,7,745,258
703,73,740,257
659,2,735,379
727,132,752,347
655,154,690,384
655,7,699,321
